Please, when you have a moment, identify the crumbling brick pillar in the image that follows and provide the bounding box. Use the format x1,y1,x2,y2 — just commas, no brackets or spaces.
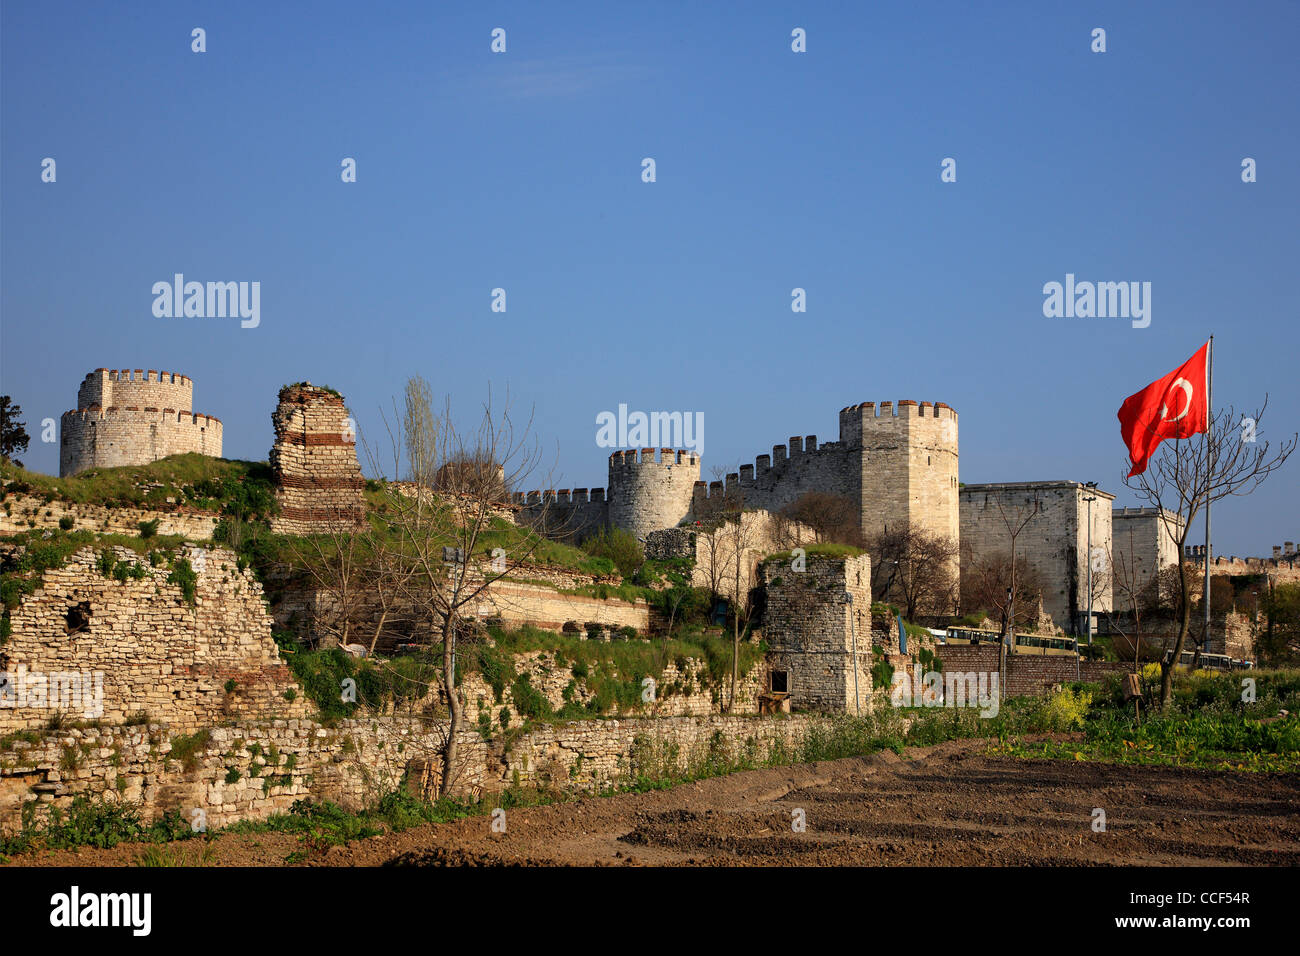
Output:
269,383,366,534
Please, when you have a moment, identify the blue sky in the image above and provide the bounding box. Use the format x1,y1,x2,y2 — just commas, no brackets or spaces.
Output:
1,0,1296,557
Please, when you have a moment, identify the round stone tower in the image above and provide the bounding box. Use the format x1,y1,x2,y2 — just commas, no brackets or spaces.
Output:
606,448,701,540
60,368,222,477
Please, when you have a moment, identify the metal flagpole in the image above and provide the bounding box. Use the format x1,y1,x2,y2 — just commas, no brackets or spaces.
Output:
1203,336,1214,654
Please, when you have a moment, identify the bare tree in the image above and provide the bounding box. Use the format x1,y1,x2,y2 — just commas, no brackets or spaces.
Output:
1124,399,1294,708
281,513,370,649
367,378,555,797
961,550,1044,634
866,527,959,620
779,492,863,546
697,466,764,713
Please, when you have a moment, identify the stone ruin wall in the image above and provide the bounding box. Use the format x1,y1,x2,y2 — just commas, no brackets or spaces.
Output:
646,510,818,602
268,384,366,535
1112,506,1185,598
0,545,311,735
1,712,818,833
511,487,610,544
458,649,766,732
760,552,873,714
60,369,222,477
0,491,221,540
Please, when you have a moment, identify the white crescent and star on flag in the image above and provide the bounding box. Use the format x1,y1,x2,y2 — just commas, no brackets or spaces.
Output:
1159,378,1193,423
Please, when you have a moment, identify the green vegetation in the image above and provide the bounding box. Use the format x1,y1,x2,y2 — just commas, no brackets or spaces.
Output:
284,381,342,398
167,557,198,604
994,668,1300,772
168,729,213,773
765,542,865,564
579,526,644,579
0,797,191,857
0,453,275,514
464,624,766,722
279,642,439,722
134,842,218,867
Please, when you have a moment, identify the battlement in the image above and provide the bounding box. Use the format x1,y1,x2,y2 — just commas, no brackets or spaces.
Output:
838,399,957,423
61,406,221,428
1183,544,1299,571
77,368,195,414
514,487,608,505
86,368,193,388
607,448,700,470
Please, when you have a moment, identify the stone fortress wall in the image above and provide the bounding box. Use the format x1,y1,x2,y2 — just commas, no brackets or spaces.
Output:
0,545,311,735
515,401,959,556
960,481,1115,634
688,401,960,546
59,368,222,477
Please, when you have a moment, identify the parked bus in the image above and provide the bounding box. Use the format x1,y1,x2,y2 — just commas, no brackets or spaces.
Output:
945,626,1078,655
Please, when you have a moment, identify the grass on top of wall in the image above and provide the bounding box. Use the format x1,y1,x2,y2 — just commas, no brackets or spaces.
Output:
1,453,275,514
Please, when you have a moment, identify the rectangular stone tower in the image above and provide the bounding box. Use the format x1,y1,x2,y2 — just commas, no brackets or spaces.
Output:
1112,506,1185,599
760,551,873,714
960,481,1113,634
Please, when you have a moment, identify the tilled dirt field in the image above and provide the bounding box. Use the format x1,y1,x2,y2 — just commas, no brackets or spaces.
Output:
8,738,1300,866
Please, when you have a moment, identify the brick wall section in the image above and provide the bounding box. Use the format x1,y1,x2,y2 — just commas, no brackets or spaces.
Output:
0,545,311,734
760,553,873,713
268,384,366,534
60,368,222,477
934,644,1133,697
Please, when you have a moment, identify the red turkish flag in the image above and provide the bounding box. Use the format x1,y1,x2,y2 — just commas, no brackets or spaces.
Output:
1118,342,1210,477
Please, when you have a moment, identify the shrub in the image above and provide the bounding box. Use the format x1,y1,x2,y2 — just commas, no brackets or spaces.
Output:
167,558,198,605
580,527,644,580
58,516,75,531
1033,687,1093,732
138,518,160,539
510,673,551,720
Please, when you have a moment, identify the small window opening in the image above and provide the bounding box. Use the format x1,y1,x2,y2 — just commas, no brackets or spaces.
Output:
65,601,92,635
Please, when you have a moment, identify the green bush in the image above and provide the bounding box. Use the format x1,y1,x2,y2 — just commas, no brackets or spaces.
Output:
510,673,551,720
167,557,198,604
580,527,644,580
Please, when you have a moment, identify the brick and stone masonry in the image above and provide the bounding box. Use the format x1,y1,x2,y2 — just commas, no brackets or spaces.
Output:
759,551,873,714
60,368,222,477
269,383,366,534
0,545,311,735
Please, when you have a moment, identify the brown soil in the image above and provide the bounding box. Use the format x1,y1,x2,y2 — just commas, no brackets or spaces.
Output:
8,739,1299,867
